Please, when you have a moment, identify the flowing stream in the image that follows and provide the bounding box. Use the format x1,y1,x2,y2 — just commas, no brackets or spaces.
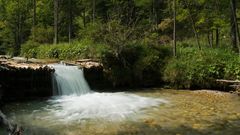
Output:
1,64,240,135
48,64,166,122
1,90,240,135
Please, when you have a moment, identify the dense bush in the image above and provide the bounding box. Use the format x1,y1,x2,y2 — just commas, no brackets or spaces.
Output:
102,43,171,87
164,46,240,89
77,20,172,87
20,41,40,58
21,39,108,60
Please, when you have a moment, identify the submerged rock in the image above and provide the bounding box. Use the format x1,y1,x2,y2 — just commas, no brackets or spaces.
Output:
0,111,23,135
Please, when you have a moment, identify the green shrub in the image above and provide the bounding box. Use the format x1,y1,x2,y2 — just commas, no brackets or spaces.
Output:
164,46,240,89
20,39,109,60
20,41,40,58
224,57,240,80
101,43,171,87
77,21,103,42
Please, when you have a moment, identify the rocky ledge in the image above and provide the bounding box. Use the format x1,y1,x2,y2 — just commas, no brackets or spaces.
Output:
0,56,56,69
0,57,54,100
0,57,107,100
0,56,103,70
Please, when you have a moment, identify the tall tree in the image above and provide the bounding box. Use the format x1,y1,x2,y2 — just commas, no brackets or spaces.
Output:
32,0,36,41
16,0,21,54
230,0,240,53
54,0,59,44
173,0,176,56
92,0,96,22
184,0,201,49
68,0,72,43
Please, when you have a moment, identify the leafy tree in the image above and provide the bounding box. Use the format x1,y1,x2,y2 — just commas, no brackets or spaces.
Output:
0,0,32,55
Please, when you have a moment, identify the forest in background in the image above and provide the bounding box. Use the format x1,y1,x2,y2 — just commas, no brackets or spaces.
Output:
0,0,240,89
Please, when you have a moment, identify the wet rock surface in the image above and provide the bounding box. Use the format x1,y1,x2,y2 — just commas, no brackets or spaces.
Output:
0,58,106,100
0,59,54,101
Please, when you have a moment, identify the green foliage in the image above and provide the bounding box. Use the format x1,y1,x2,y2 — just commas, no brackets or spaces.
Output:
1,0,239,89
224,57,240,80
20,39,109,60
20,41,40,58
102,42,171,87
164,46,240,89
30,26,54,44
0,0,237,55
77,19,172,87
0,0,32,55
77,21,103,42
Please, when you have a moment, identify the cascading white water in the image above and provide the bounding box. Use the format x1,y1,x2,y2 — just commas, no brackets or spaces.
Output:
51,64,91,95
47,64,168,122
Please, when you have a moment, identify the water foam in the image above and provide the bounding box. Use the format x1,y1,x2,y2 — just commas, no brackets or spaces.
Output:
45,93,167,122
46,64,168,122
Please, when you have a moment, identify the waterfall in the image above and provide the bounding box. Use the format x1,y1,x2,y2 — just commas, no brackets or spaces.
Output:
51,64,91,96
47,63,167,122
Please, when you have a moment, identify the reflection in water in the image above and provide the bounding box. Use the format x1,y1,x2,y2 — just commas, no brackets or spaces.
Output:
1,89,240,135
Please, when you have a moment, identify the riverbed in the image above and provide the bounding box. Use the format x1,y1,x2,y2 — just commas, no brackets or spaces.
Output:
1,89,240,135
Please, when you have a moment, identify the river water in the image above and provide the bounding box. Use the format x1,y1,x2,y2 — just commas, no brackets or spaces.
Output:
1,89,240,135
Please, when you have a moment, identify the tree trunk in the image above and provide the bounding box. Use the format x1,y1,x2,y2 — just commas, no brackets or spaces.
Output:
211,30,214,48
151,0,154,24
83,8,86,27
33,0,36,26
184,0,201,49
216,28,219,48
207,33,210,47
54,0,59,44
230,0,239,53
173,0,176,56
68,0,72,44
127,0,131,25
190,14,200,49
92,0,96,23
15,0,21,56
207,31,213,48
20,16,23,50
32,0,36,41
126,0,136,26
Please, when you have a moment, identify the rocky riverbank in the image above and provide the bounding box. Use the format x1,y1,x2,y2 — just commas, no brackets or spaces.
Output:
0,57,54,101
0,57,108,100
0,56,102,69
0,65,54,101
